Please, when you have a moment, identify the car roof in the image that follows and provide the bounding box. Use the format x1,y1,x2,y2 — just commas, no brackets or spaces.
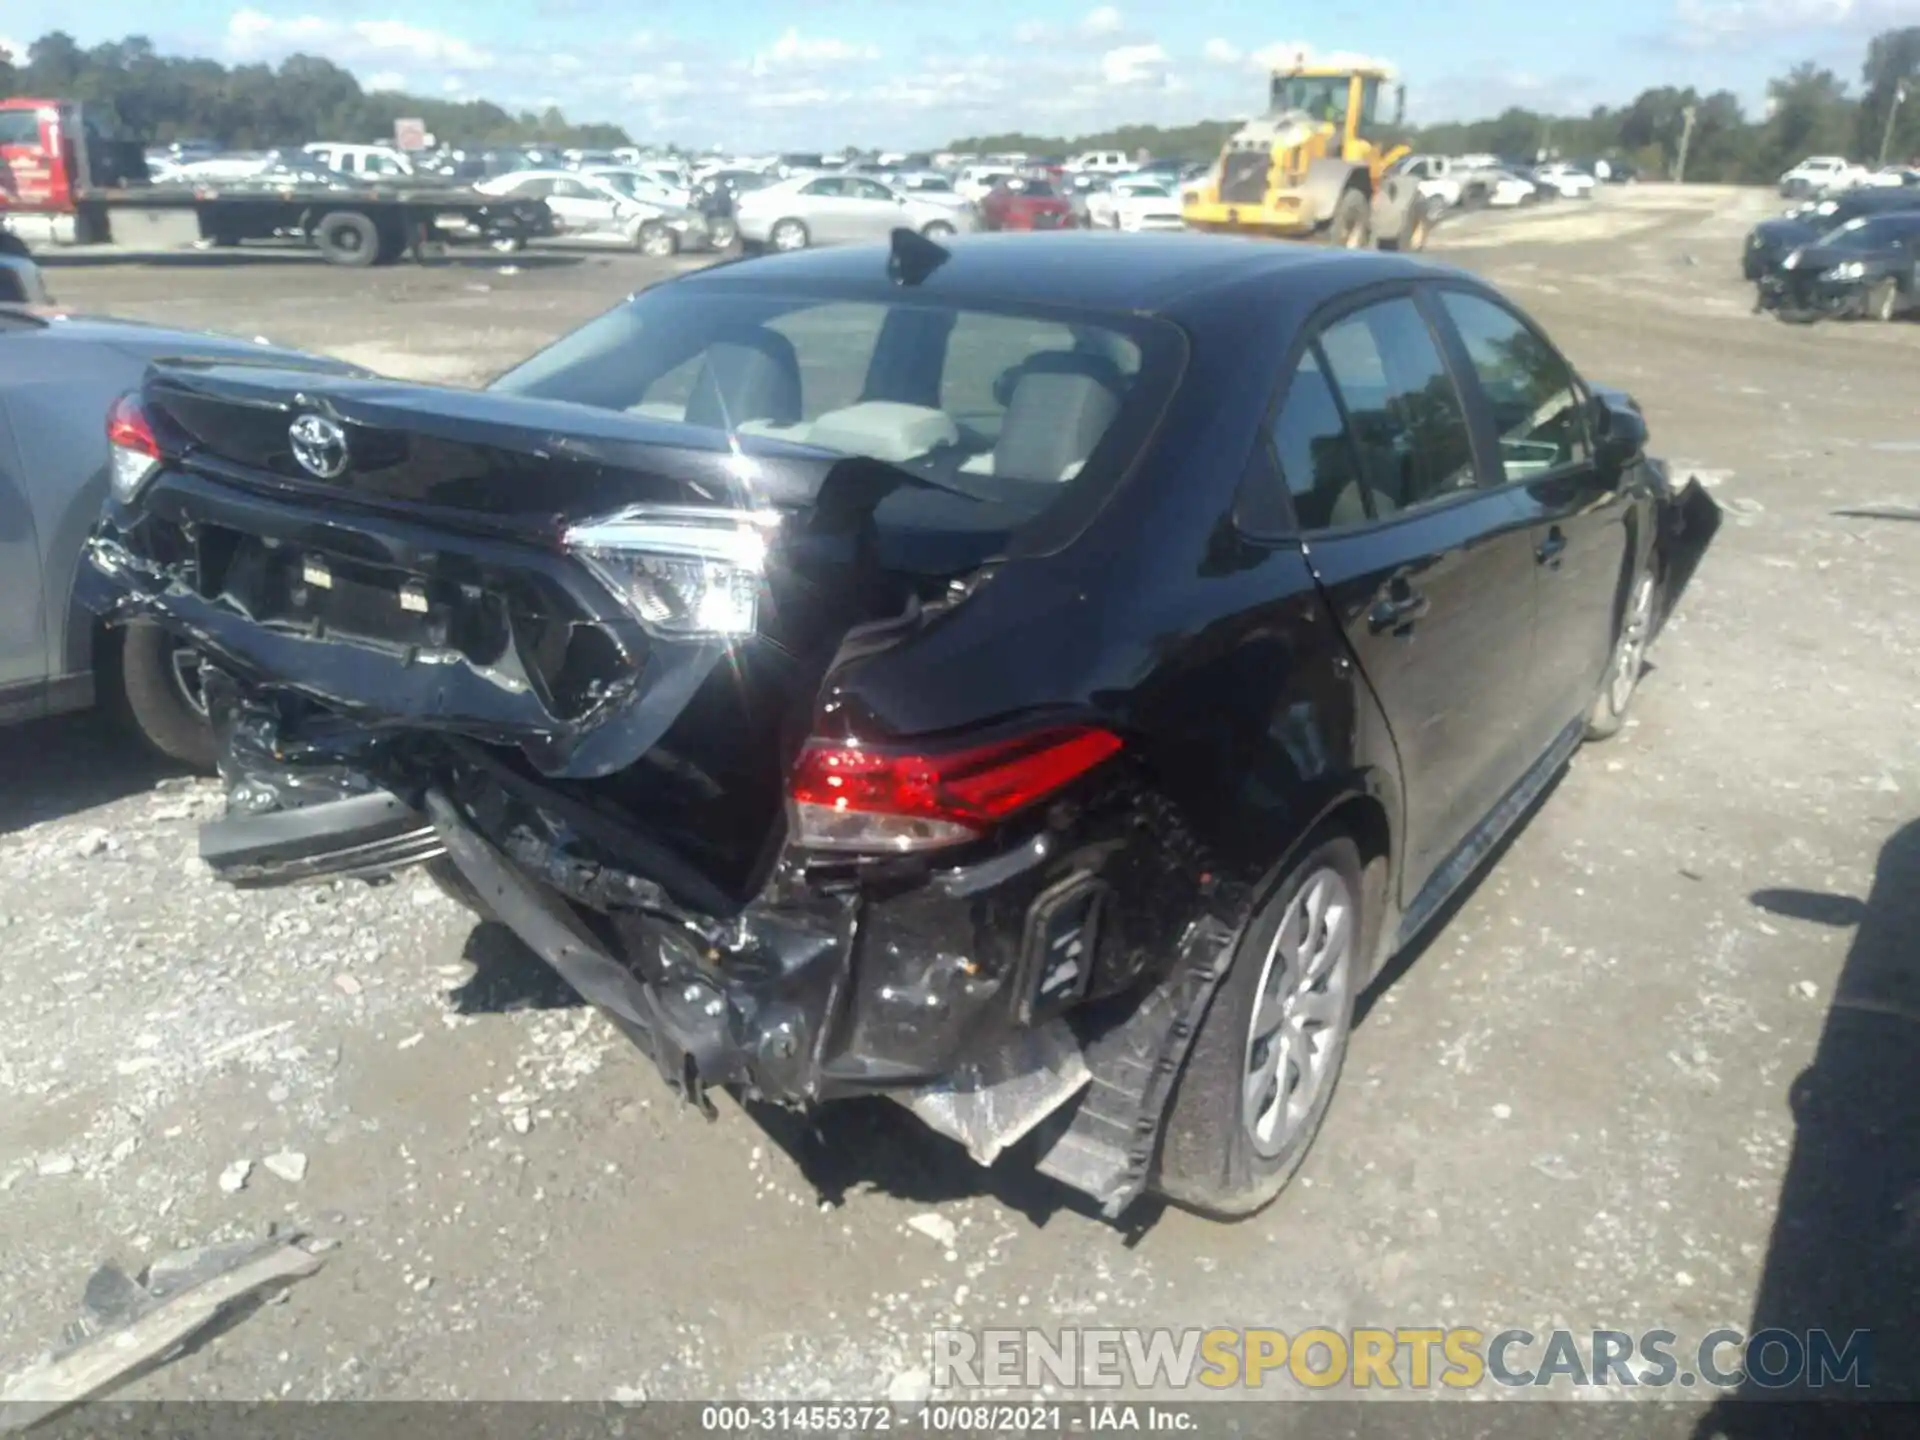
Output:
680,231,1445,319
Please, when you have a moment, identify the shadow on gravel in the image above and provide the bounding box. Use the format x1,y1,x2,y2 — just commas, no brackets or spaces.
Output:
0,711,181,836
1693,817,1920,1437
446,921,583,1014
740,1094,1143,1235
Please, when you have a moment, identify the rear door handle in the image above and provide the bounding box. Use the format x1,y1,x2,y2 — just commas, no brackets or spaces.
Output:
1367,587,1430,634
1536,528,1567,566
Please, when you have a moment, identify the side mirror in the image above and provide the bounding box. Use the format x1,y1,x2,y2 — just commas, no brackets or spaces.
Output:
1394,85,1407,127
1590,392,1649,471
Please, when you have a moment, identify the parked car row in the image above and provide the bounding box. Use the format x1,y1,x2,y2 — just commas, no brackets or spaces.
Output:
1743,186,1920,322
1777,154,1920,200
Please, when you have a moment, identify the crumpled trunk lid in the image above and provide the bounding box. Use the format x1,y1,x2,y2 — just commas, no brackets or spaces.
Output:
88,364,1008,902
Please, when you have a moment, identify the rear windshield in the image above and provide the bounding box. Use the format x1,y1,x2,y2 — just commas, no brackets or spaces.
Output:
1003,178,1058,196
491,282,1183,543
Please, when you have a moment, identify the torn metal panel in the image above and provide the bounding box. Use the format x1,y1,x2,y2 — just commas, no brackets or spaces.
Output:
898,1021,1092,1168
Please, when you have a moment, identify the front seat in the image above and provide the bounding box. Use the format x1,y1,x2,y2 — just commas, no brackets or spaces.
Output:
990,351,1126,482
683,326,803,432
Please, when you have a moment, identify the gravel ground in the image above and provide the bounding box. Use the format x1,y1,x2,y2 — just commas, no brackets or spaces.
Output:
3,190,1916,1408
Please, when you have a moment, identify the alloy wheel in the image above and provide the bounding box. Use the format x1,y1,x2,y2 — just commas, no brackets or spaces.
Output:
169,641,210,720
1609,575,1655,717
1242,866,1355,1158
771,221,807,252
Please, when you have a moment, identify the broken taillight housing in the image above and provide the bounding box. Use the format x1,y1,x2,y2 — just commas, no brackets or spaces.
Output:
562,506,779,640
107,393,162,505
788,725,1124,853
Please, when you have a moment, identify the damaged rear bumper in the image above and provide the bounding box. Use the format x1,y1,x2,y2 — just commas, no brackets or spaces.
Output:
201,789,443,887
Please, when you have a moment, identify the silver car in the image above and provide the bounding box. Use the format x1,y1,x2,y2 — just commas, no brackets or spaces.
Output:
736,174,976,252
0,259,359,765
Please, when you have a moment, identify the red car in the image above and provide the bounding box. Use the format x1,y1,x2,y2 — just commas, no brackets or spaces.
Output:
980,176,1078,231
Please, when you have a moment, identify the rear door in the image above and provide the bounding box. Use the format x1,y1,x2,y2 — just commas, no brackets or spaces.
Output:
1430,286,1628,746
546,176,621,236
1275,291,1541,897
0,395,46,707
843,178,906,240
796,176,856,242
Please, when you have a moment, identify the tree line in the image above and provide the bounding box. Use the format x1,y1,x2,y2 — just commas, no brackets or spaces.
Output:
4,26,1914,176
0,32,632,150
953,27,1920,183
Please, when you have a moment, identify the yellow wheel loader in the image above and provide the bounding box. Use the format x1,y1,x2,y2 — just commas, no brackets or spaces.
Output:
1182,56,1433,251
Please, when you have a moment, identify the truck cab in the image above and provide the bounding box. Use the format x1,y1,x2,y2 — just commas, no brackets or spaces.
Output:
304,143,417,180
0,99,150,217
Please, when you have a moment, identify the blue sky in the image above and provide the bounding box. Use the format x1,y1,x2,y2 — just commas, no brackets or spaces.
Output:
2,0,1912,149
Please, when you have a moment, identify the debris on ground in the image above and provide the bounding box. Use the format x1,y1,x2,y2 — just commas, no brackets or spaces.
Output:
0,1236,327,1431
262,1152,308,1184
216,1160,252,1194
905,1214,958,1249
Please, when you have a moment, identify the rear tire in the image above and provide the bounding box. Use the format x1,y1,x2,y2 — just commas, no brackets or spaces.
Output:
1328,188,1371,249
314,210,382,268
1154,835,1363,1218
1865,278,1898,322
769,218,810,252
1587,567,1657,741
112,622,217,771
921,219,956,239
637,221,678,259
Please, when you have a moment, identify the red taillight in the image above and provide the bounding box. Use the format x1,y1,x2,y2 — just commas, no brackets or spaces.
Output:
106,392,162,505
106,393,158,457
788,725,1123,853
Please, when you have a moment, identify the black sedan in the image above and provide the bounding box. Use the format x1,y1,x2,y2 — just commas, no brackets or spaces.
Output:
1759,211,1920,321
1743,188,1920,280
81,232,1720,1220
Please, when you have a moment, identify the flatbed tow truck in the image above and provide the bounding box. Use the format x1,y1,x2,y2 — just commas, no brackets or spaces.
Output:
0,98,552,267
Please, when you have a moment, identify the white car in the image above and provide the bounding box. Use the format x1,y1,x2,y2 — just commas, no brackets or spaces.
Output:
581,166,693,210
881,172,976,214
1392,155,1463,209
1064,149,1136,175
1530,163,1595,199
304,143,416,180
1779,155,1868,197
736,174,974,252
475,169,710,256
1084,176,1185,231
1482,171,1539,208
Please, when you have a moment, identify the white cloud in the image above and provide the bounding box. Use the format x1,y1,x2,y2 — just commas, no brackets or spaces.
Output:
224,9,495,70
1672,0,1911,46
0,33,29,64
1247,41,1398,77
755,27,880,69
363,70,407,91
1202,39,1242,65
1081,6,1125,37
1014,20,1056,43
1100,42,1171,89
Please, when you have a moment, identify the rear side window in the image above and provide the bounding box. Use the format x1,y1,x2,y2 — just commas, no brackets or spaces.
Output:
1315,297,1478,516
1438,291,1589,481
1269,349,1366,530
940,313,1140,440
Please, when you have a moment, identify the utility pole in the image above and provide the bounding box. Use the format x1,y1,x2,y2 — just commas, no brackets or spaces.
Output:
1674,104,1698,183
1880,80,1909,167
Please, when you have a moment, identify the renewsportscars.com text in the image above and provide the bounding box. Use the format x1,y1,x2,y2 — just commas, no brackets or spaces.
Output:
931,1327,1872,1392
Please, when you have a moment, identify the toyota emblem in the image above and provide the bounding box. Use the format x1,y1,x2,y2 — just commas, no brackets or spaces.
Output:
288,414,349,479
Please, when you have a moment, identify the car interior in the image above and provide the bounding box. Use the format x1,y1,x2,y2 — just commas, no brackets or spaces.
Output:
625,302,1142,487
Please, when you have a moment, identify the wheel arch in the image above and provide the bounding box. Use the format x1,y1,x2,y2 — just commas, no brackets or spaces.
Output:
1303,158,1371,225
